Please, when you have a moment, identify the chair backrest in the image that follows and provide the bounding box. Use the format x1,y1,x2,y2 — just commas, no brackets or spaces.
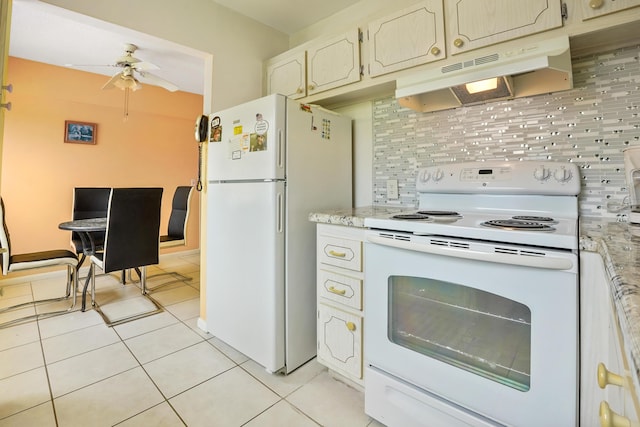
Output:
102,188,163,273
0,198,12,275
166,186,194,241
71,187,111,253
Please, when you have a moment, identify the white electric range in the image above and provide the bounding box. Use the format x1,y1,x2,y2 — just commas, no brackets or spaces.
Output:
363,161,581,427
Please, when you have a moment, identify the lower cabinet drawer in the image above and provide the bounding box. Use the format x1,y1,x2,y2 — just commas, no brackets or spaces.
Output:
318,234,362,272
318,269,362,310
317,303,363,380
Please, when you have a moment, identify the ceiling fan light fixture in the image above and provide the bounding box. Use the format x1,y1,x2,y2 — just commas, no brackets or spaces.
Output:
113,76,136,91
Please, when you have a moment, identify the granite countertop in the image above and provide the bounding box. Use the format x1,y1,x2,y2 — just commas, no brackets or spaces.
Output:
580,217,640,390
308,206,410,228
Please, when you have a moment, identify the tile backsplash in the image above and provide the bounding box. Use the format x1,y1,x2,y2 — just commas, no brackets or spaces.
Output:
373,44,640,220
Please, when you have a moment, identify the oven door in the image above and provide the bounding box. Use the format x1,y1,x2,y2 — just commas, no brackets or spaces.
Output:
364,231,578,427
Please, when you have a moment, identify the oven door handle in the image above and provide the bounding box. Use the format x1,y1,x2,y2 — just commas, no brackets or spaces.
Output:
366,235,574,270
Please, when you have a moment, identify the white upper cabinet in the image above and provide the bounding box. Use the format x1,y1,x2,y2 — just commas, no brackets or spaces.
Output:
445,0,563,54
265,51,306,100
265,29,360,99
306,29,361,96
367,0,446,77
581,0,640,20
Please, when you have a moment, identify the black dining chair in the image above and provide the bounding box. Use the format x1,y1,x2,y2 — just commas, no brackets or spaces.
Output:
0,198,79,326
161,186,194,248
88,188,163,317
70,187,110,269
144,186,194,290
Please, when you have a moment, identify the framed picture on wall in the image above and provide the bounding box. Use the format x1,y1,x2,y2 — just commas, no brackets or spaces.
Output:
64,121,97,144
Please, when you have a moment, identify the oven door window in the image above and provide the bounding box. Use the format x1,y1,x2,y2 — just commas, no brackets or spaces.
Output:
389,276,531,391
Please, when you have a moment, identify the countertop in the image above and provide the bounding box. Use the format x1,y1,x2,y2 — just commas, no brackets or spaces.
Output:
310,208,640,389
308,206,409,228
580,217,640,389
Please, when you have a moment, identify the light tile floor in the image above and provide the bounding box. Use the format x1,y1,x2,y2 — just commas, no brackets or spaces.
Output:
0,252,383,427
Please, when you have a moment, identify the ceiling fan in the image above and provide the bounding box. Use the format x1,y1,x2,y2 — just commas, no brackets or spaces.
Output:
68,43,179,92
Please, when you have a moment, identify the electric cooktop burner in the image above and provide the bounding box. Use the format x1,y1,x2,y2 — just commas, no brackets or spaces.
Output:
416,210,461,217
511,215,557,223
391,210,462,221
481,219,556,231
392,213,431,220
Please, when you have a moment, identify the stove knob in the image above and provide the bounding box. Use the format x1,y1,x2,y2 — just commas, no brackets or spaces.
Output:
533,167,551,181
554,167,573,183
433,169,444,182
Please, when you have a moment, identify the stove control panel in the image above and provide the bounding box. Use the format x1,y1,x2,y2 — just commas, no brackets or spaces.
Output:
416,161,580,195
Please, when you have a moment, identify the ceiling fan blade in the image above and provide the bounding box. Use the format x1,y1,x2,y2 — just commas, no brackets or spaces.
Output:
65,63,118,69
130,61,159,71
137,71,179,92
115,54,141,65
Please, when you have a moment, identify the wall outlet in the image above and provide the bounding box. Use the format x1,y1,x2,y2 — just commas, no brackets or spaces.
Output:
387,179,399,200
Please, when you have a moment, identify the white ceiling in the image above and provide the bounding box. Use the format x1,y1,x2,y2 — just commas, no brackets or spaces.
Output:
8,0,360,95
212,0,360,35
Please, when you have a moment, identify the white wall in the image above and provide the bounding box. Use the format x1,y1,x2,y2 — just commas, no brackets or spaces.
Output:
40,0,289,113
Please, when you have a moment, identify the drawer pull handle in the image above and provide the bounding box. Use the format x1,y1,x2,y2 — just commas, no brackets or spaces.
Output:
346,322,356,331
328,286,346,295
599,401,632,427
598,363,625,388
329,250,346,258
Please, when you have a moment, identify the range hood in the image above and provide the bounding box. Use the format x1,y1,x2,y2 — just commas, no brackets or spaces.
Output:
396,36,573,113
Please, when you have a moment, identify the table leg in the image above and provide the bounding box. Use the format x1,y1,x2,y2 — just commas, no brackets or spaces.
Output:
77,231,98,312
81,271,91,312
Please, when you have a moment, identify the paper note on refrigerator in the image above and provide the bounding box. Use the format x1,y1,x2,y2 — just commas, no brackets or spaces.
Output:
229,134,250,159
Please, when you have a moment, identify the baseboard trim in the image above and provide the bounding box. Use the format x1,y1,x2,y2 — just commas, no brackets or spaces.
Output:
197,317,207,332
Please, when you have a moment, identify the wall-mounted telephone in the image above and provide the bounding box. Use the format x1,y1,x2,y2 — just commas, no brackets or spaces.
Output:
194,115,208,191
195,115,208,143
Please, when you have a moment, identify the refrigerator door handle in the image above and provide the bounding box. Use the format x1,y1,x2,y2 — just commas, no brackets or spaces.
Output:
277,191,284,233
278,129,284,170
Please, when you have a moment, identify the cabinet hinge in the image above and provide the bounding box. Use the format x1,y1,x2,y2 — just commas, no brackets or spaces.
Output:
561,2,568,20
360,65,365,76
359,30,364,43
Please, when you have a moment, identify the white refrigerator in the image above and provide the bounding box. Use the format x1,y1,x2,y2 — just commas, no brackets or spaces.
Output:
205,94,352,374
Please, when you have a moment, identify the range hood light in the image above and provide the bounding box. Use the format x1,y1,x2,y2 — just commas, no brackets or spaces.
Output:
465,78,498,94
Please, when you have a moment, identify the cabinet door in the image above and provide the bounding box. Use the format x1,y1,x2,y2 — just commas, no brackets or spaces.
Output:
445,0,563,54
368,0,445,77
317,304,363,379
265,50,306,99
581,0,640,20
306,29,360,96
580,252,624,425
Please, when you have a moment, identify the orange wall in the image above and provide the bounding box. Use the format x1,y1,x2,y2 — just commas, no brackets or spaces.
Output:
1,57,202,256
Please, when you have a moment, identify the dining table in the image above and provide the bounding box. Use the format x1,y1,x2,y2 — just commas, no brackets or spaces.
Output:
58,217,107,311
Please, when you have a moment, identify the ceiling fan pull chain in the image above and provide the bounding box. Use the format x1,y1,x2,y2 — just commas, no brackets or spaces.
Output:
123,87,129,120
